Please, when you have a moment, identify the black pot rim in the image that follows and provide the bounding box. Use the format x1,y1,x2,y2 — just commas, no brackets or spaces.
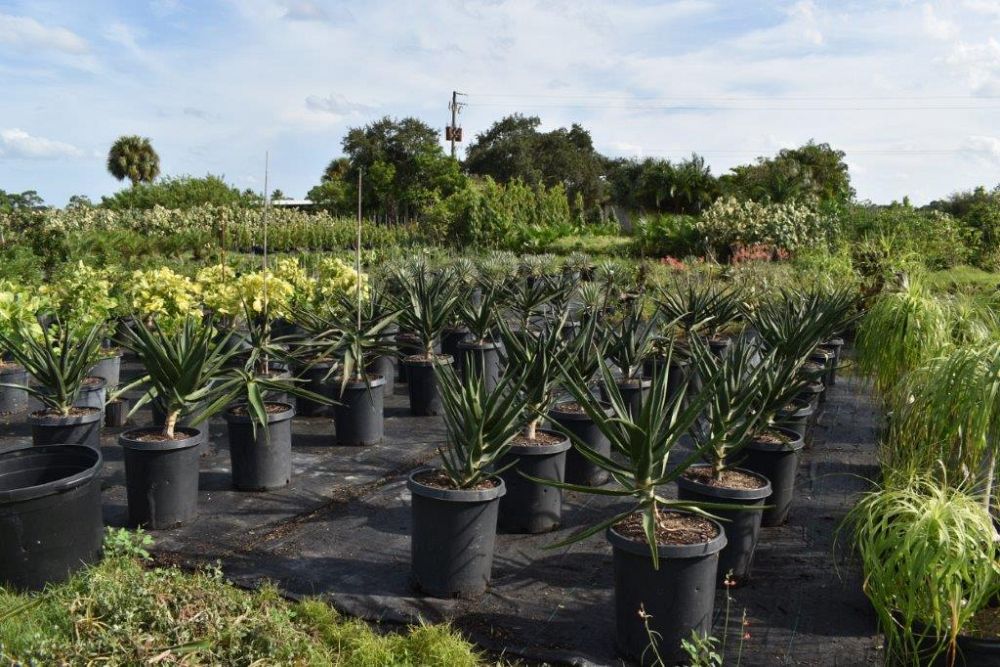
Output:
457,339,499,351
0,363,26,376
548,400,613,421
747,426,805,453
606,511,727,559
0,443,102,504
28,408,103,426
615,377,652,389
403,354,454,367
797,381,825,394
676,464,773,500
507,428,572,455
224,402,295,424
777,399,816,419
824,337,845,348
120,426,203,452
332,375,387,391
407,468,506,502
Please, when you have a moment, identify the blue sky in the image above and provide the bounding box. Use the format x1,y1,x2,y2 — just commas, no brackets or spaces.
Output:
1,0,999,206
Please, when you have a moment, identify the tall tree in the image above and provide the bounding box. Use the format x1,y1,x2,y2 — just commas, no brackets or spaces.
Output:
464,114,607,213
107,135,160,186
720,140,852,204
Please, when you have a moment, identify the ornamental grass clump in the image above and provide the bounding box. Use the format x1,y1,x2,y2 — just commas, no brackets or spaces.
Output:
856,282,951,399
845,477,1000,666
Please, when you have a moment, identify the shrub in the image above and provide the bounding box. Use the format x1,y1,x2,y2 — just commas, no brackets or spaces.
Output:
101,175,258,210
695,196,833,257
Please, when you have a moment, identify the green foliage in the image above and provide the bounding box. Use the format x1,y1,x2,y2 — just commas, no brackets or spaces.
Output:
696,196,834,256
0,318,104,415
845,478,1000,666
0,189,44,212
102,175,257,211
434,362,529,489
720,141,853,205
632,213,700,258
103,527,154,561
392,261,460,357
606,154,719,215
842,204,971,273
464,114,607,214
107,135,160,186
0,534,480,665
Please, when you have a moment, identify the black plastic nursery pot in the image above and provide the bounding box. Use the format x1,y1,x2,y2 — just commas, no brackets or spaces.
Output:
796,379,826,414
930,634,1000,667
643,355,692,401
608,512,727,666
823,337,845,385
403,355,453,416
441,327,470,371
407,469,506,598
121,426,204,529
29,407,102,448
548,401,613,486
615,377,652,419
775,398,816,440
296,360,336,417
0,362,28,415
709,335,732,357
676,465,772,585
497,430,572,534
333,377,385,446
739,426,805,527
458,340,502,393
366,354,395,397
809,347,836,388
396,333,440,384
105,397,130,428
0,444,104,591
77,376,108,414
89,350,123,390
224,402,295,491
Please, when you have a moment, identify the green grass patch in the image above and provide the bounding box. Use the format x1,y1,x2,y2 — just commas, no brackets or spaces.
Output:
924,265,1000,294
0,531,481,666
544,234,636,256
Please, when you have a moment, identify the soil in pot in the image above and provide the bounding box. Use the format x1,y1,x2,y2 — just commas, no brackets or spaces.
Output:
403,354,452,416
224,402,295,491
333,376,385,446
0,362,28,415
738,427,805,527
0,444,104,591
120,426,204,529
608,510,727,666
458,340,502,394
29,407,102,448
497,430,572,534
676,465,772,586
548,401,612,486
408,468,505,598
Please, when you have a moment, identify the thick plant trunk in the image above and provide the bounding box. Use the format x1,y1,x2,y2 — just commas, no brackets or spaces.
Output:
165,411,178,439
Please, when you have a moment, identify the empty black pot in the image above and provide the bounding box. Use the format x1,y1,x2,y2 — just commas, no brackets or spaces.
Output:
497,430,571,534
0,444,104,591
105,397,130,428
224,402,295,491
676,465,772,585
740,427,805,527
333,377,385,446
408,469,505,598
121,426,203,529
458,340,502,393
29,408,102,448
0,363,28,415
548,401,612,486
403,355,452,416
608,514,727,666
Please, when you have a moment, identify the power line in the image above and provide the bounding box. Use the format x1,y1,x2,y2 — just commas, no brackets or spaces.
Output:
465,92,1000,101
465,102,1000,111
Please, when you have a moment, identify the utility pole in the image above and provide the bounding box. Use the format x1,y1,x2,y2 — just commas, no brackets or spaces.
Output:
447,91,466,158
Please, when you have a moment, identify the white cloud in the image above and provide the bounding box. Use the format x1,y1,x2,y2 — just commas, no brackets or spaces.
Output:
963,135,1000,163
0,128,84,159
0,13,88,54
923,4,959,40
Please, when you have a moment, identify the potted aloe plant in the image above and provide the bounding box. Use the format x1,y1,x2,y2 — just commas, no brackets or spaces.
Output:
0,280,40,415
548,313,612,486
0,318,105,448
394,263,459,416
656,280,742,355
118,315,237,528
603,294,658,418
408,363,528,598
456,281,504,392
440,258,477,365
530,353,728,665
495,313,572,533
307,292,397,446
679,337,772,586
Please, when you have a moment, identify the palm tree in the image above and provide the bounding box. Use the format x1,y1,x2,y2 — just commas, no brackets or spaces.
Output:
107,135,160,186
